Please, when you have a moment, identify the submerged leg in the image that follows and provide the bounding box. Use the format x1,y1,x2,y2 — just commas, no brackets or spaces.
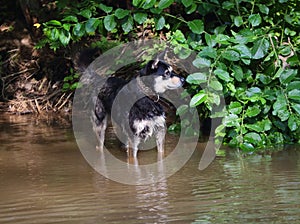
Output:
156,126,166,153
127,136,140,158
95,116,107,152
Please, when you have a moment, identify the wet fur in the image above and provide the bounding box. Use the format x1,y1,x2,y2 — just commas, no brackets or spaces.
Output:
93,59,185,157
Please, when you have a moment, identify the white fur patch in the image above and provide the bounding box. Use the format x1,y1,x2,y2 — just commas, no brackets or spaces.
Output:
133,116,165,140
154,76,183,93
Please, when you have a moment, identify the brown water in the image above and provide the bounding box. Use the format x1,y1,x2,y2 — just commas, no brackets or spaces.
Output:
0,115,300,224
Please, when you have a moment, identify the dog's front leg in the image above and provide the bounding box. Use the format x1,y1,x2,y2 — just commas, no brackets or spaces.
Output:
127,136,140,158
156,127,166,154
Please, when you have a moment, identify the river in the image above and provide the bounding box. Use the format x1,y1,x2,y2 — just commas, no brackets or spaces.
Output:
0,114,299,223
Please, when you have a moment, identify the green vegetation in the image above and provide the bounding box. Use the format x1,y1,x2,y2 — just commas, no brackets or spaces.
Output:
13,0,300,150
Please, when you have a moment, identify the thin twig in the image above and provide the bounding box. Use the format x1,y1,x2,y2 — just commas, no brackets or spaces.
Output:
4,68,35,79
57,92,73,110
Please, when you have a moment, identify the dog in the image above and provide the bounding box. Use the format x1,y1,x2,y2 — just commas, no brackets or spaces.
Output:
93,56,185,157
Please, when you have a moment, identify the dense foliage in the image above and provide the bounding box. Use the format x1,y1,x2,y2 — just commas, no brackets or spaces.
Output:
37,0,300,151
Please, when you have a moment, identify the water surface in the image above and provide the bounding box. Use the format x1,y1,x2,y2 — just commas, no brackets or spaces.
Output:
0,115,299,223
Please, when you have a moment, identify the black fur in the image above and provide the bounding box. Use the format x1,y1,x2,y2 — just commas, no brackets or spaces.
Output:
93,59,185,157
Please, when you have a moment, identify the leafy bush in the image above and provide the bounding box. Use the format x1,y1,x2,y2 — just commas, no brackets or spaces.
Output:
37,0,300,151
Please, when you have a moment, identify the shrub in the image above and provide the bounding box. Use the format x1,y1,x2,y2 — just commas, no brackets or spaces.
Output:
37,0,300,151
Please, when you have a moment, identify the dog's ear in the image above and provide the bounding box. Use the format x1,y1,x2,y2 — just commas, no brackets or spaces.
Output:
151,58,159,69
140,59,159,75
156,50,167,60
151,50,167,69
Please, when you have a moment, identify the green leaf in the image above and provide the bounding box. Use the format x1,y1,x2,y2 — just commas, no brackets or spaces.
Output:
244,132,262,144
258,73,271,84
210,80,223,91
133,0,142,7
245,105,261,117
246,123,264,132
187,19,204,34
158,0,174,9
240,142,255,151
214,69,231,82
262,119,272,131
287,81,300,91
104,15,117,31
133,13,148,24
245,87,262,102
209,93,221,105
233,44,252,59
288,89,300,101
46,20,62,26
115,9,130,19
73,23,85,37
249,14,262,27
142,0,156,9
85,18,100,34
62,16,78,23
50,28,59,41
234,16,243,27
222,1,235,10
232,65,243,81
63,83,70,90
228,101,243,114
98,3,113,13
226,83,236,94
222,49,240,61
186,72,207,84
186,3,197,14
279,69,297,84
205,33,217,47
215,34,230,45
62,23,71,31
288,114,297,131
168,123,180,133
182,0,193,7
176,104,189,116
78,9,92,19
251,38,270,59
273,93,289,121
258,4,269,14
172,30,186,43
122,16,133,33
223,114,240,127
155,16,165,30
190,91,207,107
59,29,71,46
291,103,300,114
192,57,211,68
235,29,257,44
245,87,261,96
198,46,217,59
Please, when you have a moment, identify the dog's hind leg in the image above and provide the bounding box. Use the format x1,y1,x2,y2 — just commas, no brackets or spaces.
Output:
95,115,107,152
94,97,108,152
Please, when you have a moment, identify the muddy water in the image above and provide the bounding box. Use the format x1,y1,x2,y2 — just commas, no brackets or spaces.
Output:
0,115,300,224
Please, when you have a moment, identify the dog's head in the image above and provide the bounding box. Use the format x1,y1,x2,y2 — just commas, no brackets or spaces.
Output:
140,59,185,94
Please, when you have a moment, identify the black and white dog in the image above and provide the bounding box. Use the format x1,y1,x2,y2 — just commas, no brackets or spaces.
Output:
93,56,185,157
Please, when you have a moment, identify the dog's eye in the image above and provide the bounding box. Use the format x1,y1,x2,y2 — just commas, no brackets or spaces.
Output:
164,71,171,77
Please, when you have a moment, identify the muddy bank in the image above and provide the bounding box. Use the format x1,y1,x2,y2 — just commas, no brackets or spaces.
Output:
0,18,76,114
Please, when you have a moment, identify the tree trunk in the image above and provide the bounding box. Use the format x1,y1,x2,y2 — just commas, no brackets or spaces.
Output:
18,0,41,27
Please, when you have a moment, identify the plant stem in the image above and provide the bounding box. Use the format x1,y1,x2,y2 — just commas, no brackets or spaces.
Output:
164,13,187,24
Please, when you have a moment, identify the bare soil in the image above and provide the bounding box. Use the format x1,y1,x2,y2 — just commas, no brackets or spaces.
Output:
0,19,74,114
